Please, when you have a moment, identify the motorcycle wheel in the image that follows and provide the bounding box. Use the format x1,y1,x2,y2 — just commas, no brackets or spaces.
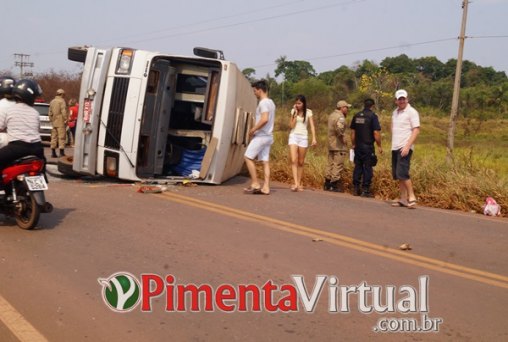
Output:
15,186,40,230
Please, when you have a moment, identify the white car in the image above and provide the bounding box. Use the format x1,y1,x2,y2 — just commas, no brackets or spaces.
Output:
34,102,51,140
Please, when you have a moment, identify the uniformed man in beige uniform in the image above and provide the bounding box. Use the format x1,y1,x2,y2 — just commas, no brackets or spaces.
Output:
49,88,68,157
324,100,351,192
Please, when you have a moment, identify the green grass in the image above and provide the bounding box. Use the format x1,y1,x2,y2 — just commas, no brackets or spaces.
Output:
265,109,507,217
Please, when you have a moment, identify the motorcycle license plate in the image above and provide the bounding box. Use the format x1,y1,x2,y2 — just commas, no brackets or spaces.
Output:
25,176,49,191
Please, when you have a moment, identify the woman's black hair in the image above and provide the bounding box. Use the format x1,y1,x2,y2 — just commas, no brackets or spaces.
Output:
295,94,307,122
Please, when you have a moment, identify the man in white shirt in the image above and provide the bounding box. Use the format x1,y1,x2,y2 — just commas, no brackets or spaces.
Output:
243,80,276,195
391,89,420,209
0,79,45,170
0,76,16,114
0,76,17,148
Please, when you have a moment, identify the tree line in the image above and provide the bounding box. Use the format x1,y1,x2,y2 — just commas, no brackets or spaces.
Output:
244,54,508,119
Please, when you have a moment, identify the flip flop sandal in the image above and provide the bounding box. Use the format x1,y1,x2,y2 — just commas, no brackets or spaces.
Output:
243,186,261,194
407,200,417,209
253,189,270,195
391,201,407,207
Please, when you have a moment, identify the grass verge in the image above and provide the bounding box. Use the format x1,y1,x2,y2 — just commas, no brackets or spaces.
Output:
258,112,507,217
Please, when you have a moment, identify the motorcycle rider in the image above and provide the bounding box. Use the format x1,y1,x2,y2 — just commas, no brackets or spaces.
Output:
0,76,16,116
0,76,17,148
0,79,46,170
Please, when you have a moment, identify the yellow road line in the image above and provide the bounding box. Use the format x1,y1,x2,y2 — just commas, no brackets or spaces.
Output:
158,191,508,289
0,295,47,342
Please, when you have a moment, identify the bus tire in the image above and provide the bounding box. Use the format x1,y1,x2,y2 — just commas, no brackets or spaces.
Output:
68,47,88,63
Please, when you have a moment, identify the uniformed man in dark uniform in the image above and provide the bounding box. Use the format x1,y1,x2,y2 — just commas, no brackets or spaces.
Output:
350,98,383,197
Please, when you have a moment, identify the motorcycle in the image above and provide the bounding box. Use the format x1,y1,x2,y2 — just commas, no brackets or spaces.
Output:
0,156,53,229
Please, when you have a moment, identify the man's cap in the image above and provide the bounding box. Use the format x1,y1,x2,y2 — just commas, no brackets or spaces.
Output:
337,100,352,108
56,88,65,95
395,89,408,99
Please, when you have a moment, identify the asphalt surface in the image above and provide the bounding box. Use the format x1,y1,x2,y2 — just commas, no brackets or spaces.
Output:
0,151,507,341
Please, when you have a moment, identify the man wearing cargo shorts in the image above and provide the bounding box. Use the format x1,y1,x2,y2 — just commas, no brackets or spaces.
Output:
49,88,68,157
391,89,420,209
244,80,275,195
324,100,351,192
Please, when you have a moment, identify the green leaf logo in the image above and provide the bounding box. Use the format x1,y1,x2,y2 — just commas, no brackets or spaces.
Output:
98,272,140,312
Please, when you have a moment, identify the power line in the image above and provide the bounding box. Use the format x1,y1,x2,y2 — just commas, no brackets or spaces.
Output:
97,0,306,44
6,0,507,73
123,0,366,44
250,34,508,71
468,35,508,39
22,33,508,63
22,0,366,57
250,37,458,69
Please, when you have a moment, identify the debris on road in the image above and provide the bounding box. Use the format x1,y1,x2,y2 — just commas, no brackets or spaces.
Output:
312,238,324,242
137,185,167,194
181,180,197,187
399,243,412,251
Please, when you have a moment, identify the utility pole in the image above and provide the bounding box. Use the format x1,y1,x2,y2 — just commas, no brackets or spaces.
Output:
446,0,469,164
14,53,34,79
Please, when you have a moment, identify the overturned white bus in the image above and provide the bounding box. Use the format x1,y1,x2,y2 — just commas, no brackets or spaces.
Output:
66,46,257,184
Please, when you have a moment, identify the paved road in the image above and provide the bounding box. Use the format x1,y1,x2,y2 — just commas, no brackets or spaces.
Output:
0,171,507,341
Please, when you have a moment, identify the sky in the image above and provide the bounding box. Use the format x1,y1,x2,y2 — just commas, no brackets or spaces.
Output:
1,0,507,79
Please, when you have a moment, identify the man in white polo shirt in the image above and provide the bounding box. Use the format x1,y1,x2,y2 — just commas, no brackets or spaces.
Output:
391,89,420,209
